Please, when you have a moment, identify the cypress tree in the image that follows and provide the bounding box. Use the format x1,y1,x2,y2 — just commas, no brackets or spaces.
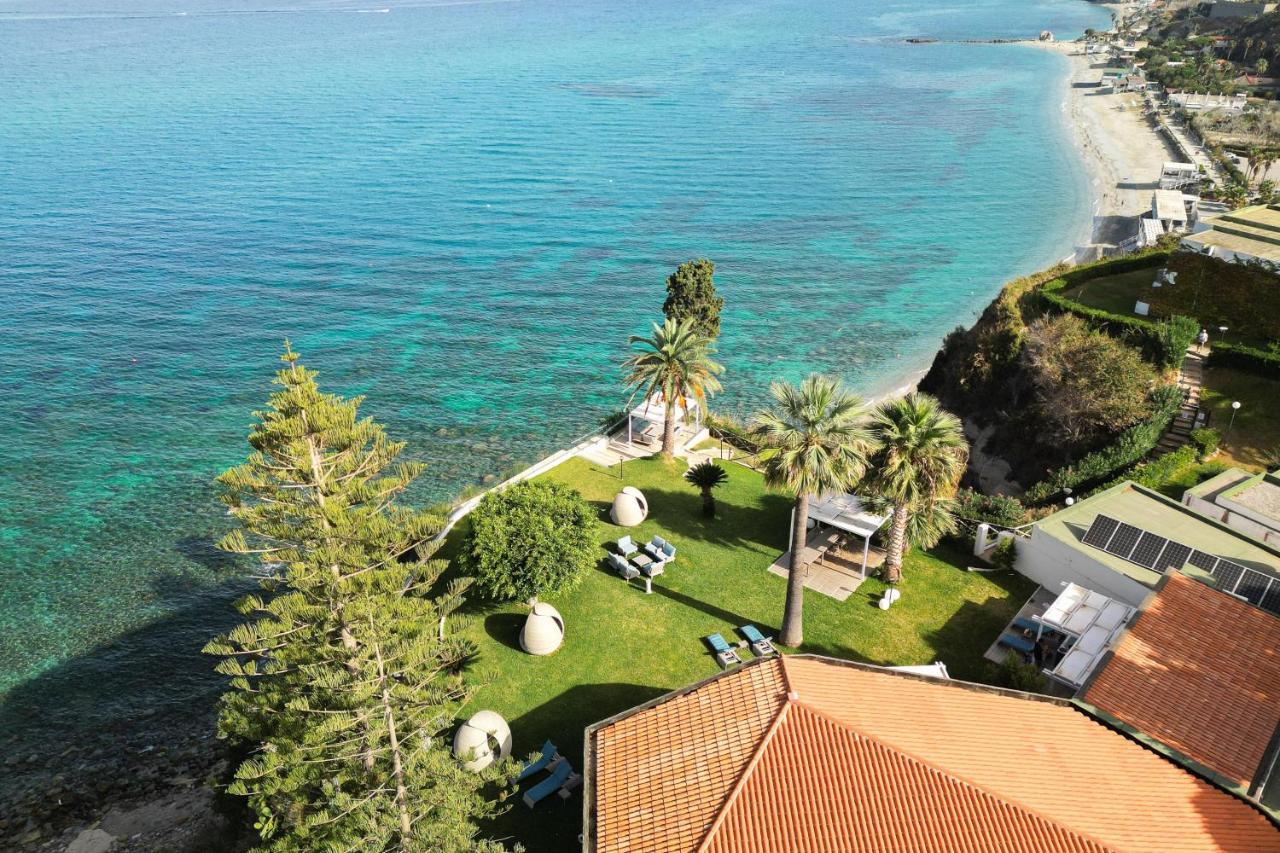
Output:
662,258,724,340
204,345,511,852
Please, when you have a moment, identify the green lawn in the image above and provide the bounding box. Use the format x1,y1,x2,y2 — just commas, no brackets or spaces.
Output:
1201,366,1280,471
458,455,1034,850
1061,268,1160,317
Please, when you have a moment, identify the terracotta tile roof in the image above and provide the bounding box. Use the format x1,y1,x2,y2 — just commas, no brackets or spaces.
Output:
585,655,1279,853
589,656,786,852
1083,572,1280,789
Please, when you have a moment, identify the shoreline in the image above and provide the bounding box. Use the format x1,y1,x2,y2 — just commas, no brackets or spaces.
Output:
1019,35,1181,256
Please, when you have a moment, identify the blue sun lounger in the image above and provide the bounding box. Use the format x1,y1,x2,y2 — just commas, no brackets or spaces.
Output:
998,632,1035,654
523,758,573,808
739,625,776,656
706,633,741,668
517,740,560,782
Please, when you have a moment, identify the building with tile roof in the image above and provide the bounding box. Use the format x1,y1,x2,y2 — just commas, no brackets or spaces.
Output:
582,655,1279,852
1080,572,1280,810
1015,481,1280,612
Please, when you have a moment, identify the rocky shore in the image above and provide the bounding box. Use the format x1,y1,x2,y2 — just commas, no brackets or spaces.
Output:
0,700,244,852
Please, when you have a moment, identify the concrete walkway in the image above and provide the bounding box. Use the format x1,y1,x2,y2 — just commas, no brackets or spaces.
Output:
1156,347,1206,457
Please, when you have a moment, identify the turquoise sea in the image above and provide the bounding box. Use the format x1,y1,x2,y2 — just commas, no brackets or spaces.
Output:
0,0,1109,734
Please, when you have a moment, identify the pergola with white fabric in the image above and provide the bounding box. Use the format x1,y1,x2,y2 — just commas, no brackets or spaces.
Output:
789,492,890,579
1031,582,1135,688
625,393,701,447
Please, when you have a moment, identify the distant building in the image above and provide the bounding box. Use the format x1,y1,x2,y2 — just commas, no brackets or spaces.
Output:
1206,0,1277,18
1183,204,1280,264
1014,481,1280,610
1184,468,1280,547
1152,188,1198,231
1167,90,1248,112
1160,161,1201,190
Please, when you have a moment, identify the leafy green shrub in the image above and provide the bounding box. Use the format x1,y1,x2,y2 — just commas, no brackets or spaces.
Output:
1157,315,1201,371
1024,384,1184,504
985,651,1046,693
706,412,762,454
458,480,598,602
1190,427,1221,459
954,488,1027,527
989,536,1018,572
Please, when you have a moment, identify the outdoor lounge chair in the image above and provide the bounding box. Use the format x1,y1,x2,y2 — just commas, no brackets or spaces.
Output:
1012,617,1059,638
616,535,639,558
998,632,1035,655
644,536,676,564
516,740,560,783
608,553,639,581
705,633,742,669
523,759,573,808
739,624,776,656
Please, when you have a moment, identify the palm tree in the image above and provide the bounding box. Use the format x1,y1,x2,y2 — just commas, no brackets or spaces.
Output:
685,460,729,517
861,394,968,584
623,318,724,459
753,374,873,647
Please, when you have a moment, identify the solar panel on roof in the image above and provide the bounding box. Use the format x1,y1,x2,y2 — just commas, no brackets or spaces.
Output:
1213,560,1244,594
1082,515,1120,548
1187,550,1220,574
1130,533,1169,569
1234,569,1270,606
1155,542,1192,574
1262,584,1280,616
1077,518,1280,614
1105,524,1143,560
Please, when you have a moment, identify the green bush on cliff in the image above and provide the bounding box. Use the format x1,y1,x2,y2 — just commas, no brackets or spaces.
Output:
1024,383,1184,504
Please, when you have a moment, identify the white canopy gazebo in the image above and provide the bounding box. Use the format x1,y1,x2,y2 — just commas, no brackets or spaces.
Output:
625,393,702,447
789,493,890,578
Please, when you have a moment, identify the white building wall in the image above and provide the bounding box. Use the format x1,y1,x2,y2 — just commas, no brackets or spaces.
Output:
1014,528,1154,607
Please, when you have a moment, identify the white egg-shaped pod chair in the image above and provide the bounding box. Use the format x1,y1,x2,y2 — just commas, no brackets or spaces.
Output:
452,709,512,772
610,486,649,526
520,601,565,656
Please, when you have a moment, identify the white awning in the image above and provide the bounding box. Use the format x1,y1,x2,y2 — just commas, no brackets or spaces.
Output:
629,392,698,424
1037,583,1135,688
808,493,889,539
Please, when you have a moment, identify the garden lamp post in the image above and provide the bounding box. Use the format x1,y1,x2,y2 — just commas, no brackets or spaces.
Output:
1219,326,1229,345
1229,400,1242,433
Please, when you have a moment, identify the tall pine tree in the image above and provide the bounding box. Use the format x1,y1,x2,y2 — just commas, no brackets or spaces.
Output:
205,345,511,852
662,258,724,340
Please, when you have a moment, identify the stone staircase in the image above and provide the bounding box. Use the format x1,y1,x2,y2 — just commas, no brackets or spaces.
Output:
1155,348,1206,457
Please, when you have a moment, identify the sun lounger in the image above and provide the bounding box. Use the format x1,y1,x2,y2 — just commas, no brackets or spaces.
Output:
1012,617,1060,637
706,633,741,668
739,624,776,656
616,536,639,558
523,760,573,808
517,740,560,782
998,632,1035,654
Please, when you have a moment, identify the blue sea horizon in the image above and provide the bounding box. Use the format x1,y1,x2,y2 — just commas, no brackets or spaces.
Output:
0,0,1109,727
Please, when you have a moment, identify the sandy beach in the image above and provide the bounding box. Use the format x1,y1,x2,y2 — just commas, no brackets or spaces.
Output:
1023,38,1181,257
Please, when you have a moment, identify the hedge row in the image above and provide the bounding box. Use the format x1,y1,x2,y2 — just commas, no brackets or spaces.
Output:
1039,251,1280,377
705,413,763,455
1037,253,1190,367
1023,384,1185,504
1209,341,1280,378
